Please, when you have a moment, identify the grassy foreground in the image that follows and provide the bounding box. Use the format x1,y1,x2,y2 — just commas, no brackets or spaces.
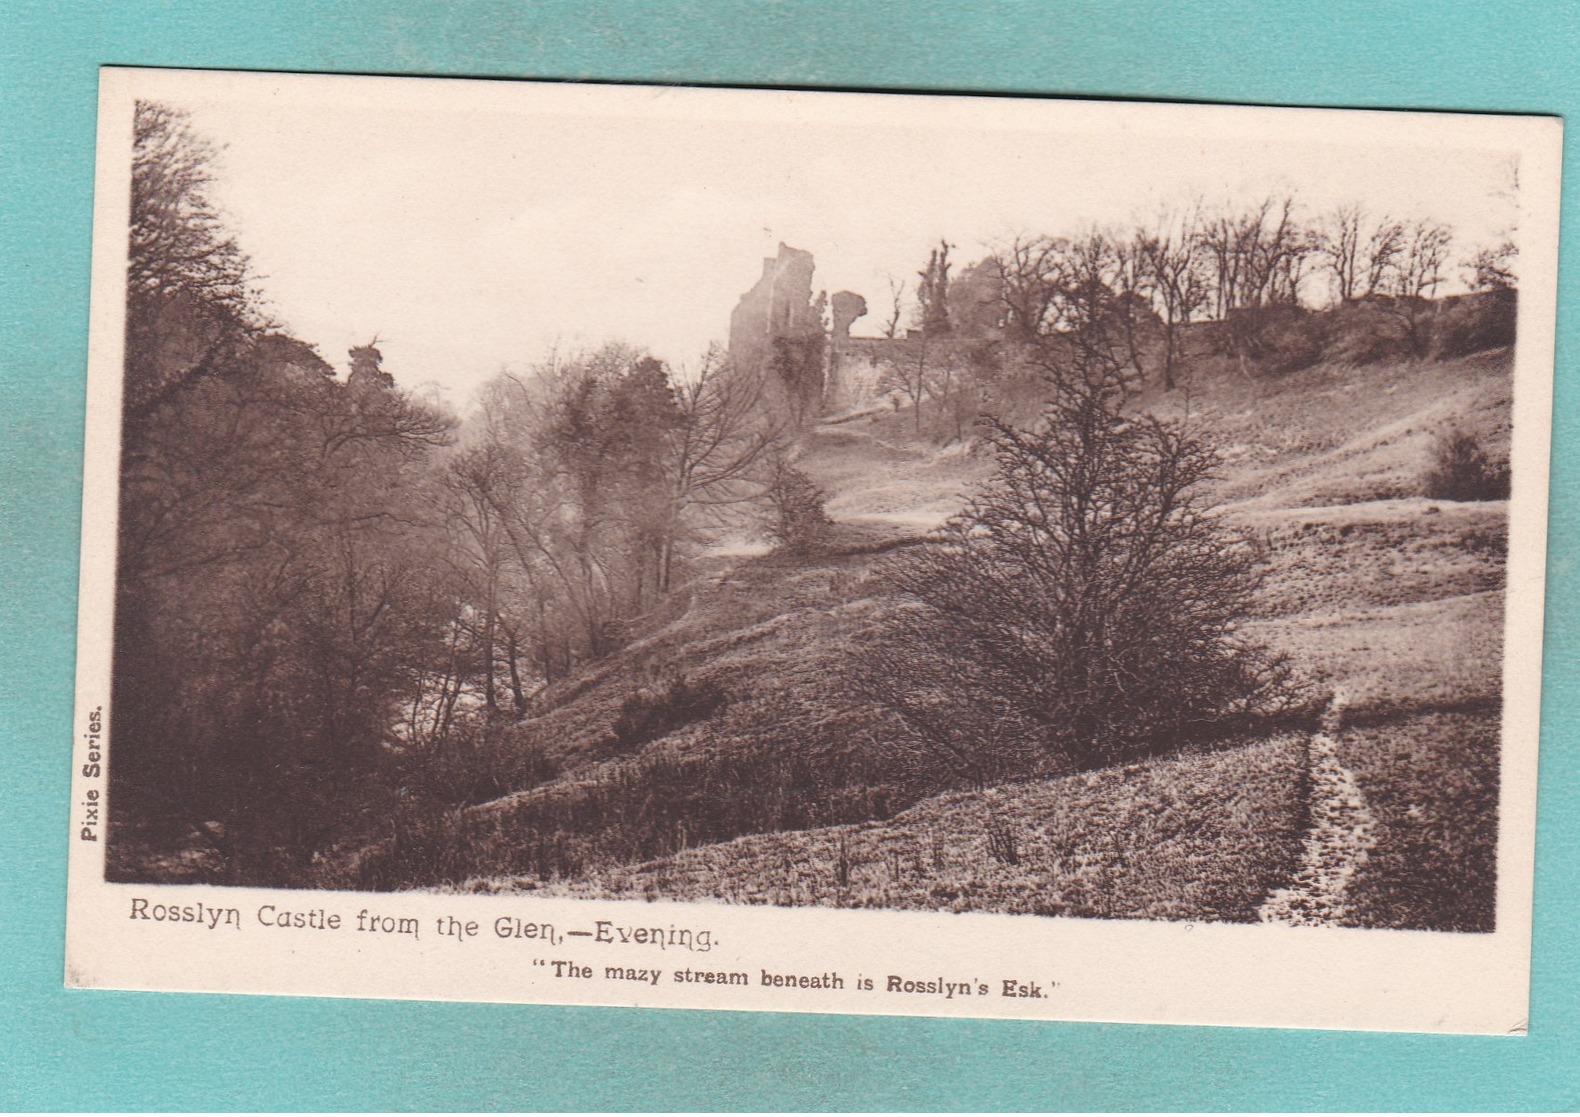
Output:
508,735,1309,923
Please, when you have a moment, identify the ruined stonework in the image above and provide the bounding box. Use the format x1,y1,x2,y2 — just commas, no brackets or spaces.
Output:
824,337,897,412
829,291,867,341
824,335,995,414
347,342,395,391
727,244,826,411
729,244,996,417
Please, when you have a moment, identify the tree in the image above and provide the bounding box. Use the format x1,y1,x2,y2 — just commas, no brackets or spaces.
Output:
1390,219,1455,300
993,229,1153,388
662,348,788,584
1312,203,1410,305
928,341,996,444
857,316,1297,783
877,334,933,433
1382,219,1455,356
1316,202,1365,303
443,442,517,719
1467,241,1518,291
1094,230,1153,383
125,101,265,424
996,234,1068,341
915,240,953,337
112,103,469,883
513,345,673,654
1197,196,1317,376
1314,203,1410,304
1361,216,1407,300
1199,194,1312,316
115,333,457,881
947,256,1007,336
460,344,783,680
762,454,831,553
882,277,907,339
1137,211,1210,390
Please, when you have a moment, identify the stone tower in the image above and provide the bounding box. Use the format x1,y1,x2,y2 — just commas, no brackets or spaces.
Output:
727,244,825,412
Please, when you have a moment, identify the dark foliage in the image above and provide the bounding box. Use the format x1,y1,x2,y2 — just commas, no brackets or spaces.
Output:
111,103,461,885
393,719,564,809
343,737,908,890
1208,290,1516,374
1423,428,1511,502
1213,303,1328,375
1429,289,1517,360
916,240,953,337
763,459,832,553
611,674,728,749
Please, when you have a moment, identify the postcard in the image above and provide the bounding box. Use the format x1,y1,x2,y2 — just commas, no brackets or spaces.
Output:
67,67,1559,1033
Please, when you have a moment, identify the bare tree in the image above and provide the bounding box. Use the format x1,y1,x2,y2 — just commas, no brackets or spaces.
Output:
1199,194,1312,316
878,335,933,433
1391,219,1455,299
882,276,907,339
1380,219,1455,356
1314,203,1409,304
1101,231,1153,383
1316,202,1364,303
1137,209,1210,390
857,331,1298,779
442,443,516,719
1467,241,1518,291
661,347,789,587
1361,217,1407,299
995,234,1069,340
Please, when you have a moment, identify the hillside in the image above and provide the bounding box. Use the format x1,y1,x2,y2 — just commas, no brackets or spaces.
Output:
338,326,1510,933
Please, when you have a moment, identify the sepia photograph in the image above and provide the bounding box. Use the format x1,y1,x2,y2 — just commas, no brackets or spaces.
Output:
66,67,1558,1031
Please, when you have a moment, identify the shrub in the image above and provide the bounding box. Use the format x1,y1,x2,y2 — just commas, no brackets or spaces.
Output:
1324,299,1414,365
1429,289,1516,359
1423,428,1510,502
390,718,562,809
346,806,474,891
1213,304,1327,375
611,674,727,748
856,345,1302,779
763,459,832,553
463,738,903,882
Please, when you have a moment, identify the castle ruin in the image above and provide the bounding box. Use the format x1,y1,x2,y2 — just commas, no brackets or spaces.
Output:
726,243,995,417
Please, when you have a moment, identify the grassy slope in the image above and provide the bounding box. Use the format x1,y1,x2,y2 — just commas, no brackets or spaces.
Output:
1162,346,1512,511
1336,710,1500,933
532,735,1308,924
433,341,1509,930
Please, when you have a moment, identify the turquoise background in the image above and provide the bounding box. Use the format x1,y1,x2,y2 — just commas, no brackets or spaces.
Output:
2,1,1576,1109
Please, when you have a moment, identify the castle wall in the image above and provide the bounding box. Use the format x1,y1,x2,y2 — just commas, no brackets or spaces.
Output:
728,245,819,373
824,337,904,412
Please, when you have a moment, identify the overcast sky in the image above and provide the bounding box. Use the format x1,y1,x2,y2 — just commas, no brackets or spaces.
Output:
121,72,1526,411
